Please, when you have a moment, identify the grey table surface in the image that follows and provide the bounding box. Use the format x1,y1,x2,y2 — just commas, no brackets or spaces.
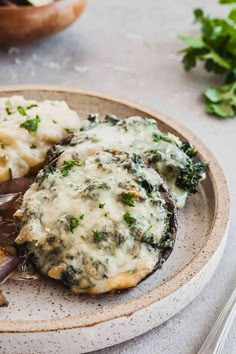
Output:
1,0,236,353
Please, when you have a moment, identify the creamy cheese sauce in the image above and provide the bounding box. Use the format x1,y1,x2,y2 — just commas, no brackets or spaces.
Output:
67,116,189,208
15,148,175,294
0,96,81,181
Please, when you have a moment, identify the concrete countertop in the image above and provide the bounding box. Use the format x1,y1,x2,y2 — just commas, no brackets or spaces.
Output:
0,1,236,353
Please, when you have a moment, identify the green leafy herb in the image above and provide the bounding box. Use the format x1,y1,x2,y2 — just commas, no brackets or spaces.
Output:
143,225,153,236
64,127,76,134
104,114,120,125
87,113,99,128
8,168,12,180
92,230,103,242
69,216,79,233
152,133,174,144
20,115,41,133
179,2,236,117
61,159,85,177
176,161,208,193
26,104,38,110
52,120,58,124
79,214,84,220
205,82,236,117
121,192,135,207
30,144,37,149
0,141,4,148
99,203,106,209
123,211,136,227
17,106,27,116
181,142,197,157
5,99,12,115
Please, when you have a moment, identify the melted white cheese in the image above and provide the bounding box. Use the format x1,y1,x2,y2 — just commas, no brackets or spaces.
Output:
15,148,172,294
0,96,81,180
71,116,188,208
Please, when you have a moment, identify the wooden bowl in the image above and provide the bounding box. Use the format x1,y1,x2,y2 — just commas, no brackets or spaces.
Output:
0,0,86,45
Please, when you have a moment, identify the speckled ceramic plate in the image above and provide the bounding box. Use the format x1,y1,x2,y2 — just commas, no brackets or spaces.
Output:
0,86,230,354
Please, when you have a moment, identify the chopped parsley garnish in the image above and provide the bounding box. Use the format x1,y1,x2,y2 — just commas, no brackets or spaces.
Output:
26,104,38,110
79,214,85,220
61,159,85,177
8,168,12,180
121,192,135,207
20,115,41,133
69,216,79,233
99,203,106,209
123,211,136,227
64,127,76,134
143,225,153,235
30,144,37,149
17,106,27,116
0,141,4,148
52,120,58,124
5,99,12,115
6,107,12,115
152,133,174,144
92,230,103,242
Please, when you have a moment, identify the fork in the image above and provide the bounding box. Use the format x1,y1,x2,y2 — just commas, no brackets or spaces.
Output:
198,286,236,353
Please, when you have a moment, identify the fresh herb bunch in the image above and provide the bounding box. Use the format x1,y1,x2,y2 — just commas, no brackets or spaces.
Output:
180,0,236,118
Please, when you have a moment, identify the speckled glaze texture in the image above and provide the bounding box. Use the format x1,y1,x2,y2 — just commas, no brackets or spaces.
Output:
0,86,230,354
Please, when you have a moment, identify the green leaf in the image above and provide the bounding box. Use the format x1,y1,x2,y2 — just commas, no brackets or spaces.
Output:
64,127,76,134
206,101,235,117
99,203,106,209
228,8,236,22
194,8,204,22
121,192,135,207
204,82,236,118
26,104,38,110
61,159,85,177
17,106,27,116
92,230,103,242
123,211,136,227
69,217,79,233
201,51,231,70
205,87,223,102
179,35,205,48
20,115,41,133
219,0,236,4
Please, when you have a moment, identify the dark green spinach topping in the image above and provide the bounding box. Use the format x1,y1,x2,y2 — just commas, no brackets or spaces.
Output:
176,161,208,193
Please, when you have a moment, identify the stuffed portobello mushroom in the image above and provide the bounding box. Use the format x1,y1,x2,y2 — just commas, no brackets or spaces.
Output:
49,114,208,208
15,147,177,294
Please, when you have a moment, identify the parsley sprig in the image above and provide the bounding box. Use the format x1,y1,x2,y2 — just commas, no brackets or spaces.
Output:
20,115,41,133
69,216,79,233
180,1,236,118
92,230,103,242
61,159,85,177
123,211,136,227
121,192,135,207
